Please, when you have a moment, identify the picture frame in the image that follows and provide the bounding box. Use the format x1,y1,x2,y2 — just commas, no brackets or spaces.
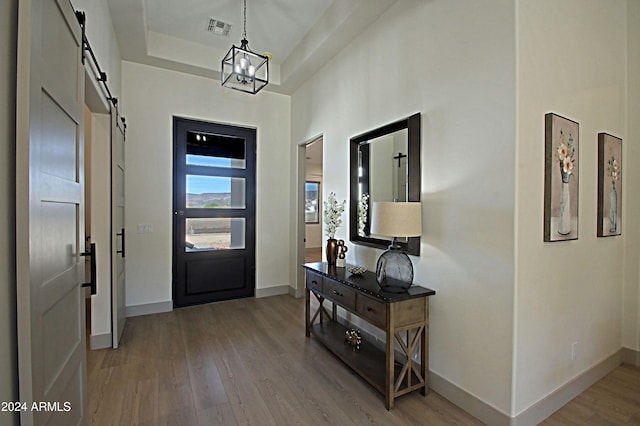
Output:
305,181,320,224
597,133,622,237
544,113,579,242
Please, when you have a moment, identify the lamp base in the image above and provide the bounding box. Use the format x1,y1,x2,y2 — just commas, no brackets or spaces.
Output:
375,245,413,292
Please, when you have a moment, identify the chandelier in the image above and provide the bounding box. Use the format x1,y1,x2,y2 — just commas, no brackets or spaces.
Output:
221,0,269,94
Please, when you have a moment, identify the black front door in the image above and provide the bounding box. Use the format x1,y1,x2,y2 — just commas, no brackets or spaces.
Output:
173,117,256,307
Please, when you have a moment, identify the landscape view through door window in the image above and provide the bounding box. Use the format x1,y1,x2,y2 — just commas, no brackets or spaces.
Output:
184,134,246,251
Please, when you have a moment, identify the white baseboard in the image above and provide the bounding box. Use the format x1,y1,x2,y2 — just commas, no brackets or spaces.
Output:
255,285,290,298
336,308,624,426
430,350,623,426
89,332,112,350
511,350,622,425
125,300,173,317
429,371,511,425
290,286,304,298
622,347,640,366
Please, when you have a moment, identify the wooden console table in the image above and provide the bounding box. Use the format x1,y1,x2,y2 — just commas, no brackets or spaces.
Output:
303,262,436,410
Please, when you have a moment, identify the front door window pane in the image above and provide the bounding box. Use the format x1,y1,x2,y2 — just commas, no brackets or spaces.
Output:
185,218,246,251
186,131,246,169
186,175,246,209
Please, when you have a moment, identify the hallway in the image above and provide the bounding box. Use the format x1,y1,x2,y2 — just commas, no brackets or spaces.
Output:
87,295,481,425
87,295,640,425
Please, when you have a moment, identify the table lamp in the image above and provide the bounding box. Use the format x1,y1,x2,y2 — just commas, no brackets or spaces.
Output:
370,202,422,292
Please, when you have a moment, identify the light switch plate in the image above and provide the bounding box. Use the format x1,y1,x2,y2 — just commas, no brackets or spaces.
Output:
137,223,153,233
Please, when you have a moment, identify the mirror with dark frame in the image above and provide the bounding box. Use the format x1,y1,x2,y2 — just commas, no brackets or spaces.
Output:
349,113,421,255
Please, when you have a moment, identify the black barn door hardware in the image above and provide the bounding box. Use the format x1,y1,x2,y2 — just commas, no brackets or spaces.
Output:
116,228,125,258
81,243,97,295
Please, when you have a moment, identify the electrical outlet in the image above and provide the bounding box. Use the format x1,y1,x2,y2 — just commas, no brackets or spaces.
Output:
571,341,579,361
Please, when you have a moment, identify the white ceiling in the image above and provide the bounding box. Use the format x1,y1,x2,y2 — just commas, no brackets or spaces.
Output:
145,0,333,63
106,0,397,94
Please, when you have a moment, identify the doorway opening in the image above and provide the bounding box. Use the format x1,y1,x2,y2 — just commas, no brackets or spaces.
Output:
293,135,324,297
304,137,323,263
172,117,257,307
83,80,113,351
84,105,93,347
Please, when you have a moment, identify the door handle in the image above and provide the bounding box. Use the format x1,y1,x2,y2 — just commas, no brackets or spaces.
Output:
81,243,97,295
116,228,125,258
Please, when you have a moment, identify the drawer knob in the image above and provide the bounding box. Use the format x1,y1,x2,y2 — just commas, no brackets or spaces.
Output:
367,307,374,312
331,289,343,297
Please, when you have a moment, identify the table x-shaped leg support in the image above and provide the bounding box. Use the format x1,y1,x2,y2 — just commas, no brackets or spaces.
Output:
393,325,426,395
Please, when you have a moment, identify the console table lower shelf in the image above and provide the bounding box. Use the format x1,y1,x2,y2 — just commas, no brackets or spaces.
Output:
303,263,436,410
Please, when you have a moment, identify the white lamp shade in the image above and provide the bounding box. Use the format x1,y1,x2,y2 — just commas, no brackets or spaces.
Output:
370,202,422,238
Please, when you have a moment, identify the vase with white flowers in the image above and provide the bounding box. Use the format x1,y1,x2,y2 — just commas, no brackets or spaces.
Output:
357,193,370,237
556,130,575,235
607,156,620,233
323,192,345,266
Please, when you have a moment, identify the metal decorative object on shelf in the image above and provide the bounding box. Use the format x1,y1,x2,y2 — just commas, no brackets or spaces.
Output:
345,329,362,351
336,239,348,267
347,265,366,275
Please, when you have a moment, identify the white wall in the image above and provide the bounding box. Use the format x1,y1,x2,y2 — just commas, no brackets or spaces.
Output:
623,0,640,355
73,0,122,103
291,0,516,415
121,61,291,308
0,1,18,424
515,0,628,416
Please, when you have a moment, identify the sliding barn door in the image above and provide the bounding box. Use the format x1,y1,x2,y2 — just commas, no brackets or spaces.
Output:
16,0,88,424
111,108,126,348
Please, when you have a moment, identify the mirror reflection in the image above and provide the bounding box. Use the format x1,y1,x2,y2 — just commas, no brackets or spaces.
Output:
349,113,421,255
358,129,408,240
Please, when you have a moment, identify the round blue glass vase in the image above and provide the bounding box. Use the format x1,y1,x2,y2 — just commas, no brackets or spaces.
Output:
375,245,413,293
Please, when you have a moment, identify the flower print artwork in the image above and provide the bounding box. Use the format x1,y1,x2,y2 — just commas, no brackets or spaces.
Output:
544,113,579,242
555,129,575,235
597,133,622,237
556,130,575,183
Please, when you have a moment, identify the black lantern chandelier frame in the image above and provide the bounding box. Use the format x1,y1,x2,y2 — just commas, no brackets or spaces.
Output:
221,0,269,94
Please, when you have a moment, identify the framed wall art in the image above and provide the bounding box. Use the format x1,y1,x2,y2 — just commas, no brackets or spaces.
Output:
544,113,579,242
597,133,622,237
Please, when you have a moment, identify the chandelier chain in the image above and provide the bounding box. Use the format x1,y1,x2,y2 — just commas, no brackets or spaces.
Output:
243,0,247,40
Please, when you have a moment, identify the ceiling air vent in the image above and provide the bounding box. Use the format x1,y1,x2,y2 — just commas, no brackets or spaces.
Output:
207,18,231,36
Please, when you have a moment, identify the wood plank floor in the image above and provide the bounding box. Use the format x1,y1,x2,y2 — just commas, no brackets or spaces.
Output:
541,364,640,425
305,247,322,263
88,295,640,425
88,295,482,425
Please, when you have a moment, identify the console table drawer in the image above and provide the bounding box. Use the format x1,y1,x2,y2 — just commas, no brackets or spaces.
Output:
356,294,387,328
306,271,323,293
323,280,356,309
